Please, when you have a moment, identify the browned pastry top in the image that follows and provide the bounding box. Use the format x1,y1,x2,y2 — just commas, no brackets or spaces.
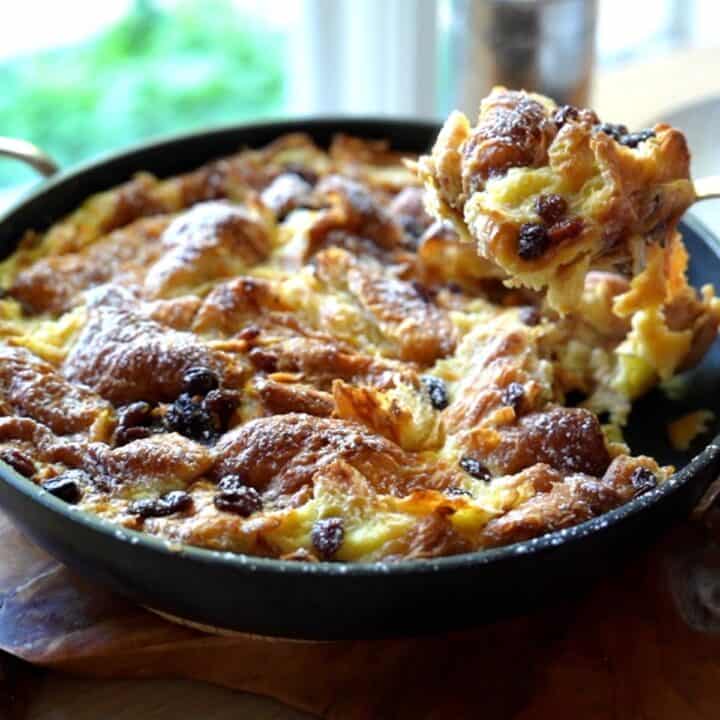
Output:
0,127,713,562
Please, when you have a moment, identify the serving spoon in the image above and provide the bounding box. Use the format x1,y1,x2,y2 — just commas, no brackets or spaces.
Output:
693,176,720,202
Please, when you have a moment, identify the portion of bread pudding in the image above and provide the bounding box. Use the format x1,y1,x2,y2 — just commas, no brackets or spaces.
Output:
417,86,719,397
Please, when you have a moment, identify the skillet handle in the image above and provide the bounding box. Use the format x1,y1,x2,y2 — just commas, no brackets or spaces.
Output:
0,137,59,178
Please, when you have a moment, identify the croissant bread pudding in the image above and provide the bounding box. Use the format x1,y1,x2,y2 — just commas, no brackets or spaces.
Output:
0,92,718,563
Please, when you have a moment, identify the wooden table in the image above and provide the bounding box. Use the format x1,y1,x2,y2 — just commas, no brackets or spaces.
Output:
12,47,720,720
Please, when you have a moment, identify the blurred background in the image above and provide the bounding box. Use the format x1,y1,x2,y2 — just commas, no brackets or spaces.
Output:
2,0,720,214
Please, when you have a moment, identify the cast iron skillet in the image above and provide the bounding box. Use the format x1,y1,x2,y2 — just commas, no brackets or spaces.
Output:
1,119,719,640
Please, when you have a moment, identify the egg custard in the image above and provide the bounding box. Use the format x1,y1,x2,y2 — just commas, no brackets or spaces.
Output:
0,117,716,562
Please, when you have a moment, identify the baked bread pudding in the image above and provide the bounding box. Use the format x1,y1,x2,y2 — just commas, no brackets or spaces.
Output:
0,110,717,562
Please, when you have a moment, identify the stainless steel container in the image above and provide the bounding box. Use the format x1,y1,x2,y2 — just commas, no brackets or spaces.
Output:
442,0,597,115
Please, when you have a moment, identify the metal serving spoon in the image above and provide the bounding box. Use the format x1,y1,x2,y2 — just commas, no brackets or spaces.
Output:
694,176,720,203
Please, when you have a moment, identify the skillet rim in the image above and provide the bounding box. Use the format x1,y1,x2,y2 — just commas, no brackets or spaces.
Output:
1,118,720,578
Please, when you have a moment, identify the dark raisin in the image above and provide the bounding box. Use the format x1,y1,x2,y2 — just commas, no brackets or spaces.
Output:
115,425,152,446
162,490,193,513
459,457,492,482
115,402,154,445
214,475,262,516
311,517,344,560
130,490,192,518
421,375,449,410
41,471,85,504
411,281,436,304
535,193,567,225
118,401,152,428
446,282,463,294
517,223,550,260
399,215,427,240
203,389,238,432
0,449,36,478
182,367,219,396
501,382,525,412
248,347,278,373
619,129,656,148
630,467,657,495
548,217,584,243
595,122,629,142
217,474,248,491
446,487,472,497
518,306,541,326
163,393,217,443
553,105,579,128
238,324,262,342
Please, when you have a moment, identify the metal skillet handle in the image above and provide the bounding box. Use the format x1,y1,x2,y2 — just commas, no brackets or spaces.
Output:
0,137,59,179
694,176,720,203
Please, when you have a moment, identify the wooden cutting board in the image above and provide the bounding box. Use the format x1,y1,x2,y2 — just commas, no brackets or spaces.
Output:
3,496,720,720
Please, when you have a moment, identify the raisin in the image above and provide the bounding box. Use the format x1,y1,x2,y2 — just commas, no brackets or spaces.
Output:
459,457,492,482
163,393,217,443
518,306,541,326
619,129,656,148
118,401,152,428
421,375,449,410
183,367,220,396
517,223,550,260
535,193,567,225
114,401,154,446
41,471,85,504
130,490,192,518
595,122,629,142
238,324,262,343
115,425,152,447
630,467,657,495
248,347,278,373
213,475,263,516
311,517,344,560
399,215,427,240
0,449,36,478
203,389,238,432
501,382,525,412
548,217,583,243
553,105,579,128
411,281,436,304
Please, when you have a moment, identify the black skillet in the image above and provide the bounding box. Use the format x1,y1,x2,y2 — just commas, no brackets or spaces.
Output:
0,119,719,640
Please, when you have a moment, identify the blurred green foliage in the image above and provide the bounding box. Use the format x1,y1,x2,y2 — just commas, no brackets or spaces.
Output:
0,0,286,185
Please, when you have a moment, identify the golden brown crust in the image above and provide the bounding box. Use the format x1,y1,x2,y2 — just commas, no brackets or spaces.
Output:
460,90,558,196
144,201,271,298
212,414,425,500
8,216,169,314
479,455,659,547
484,407,611,477
255,377,335,418
63,308,245,404
0,346,109,435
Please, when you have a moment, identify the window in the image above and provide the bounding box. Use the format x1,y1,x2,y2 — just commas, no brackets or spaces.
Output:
0,0,293,190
